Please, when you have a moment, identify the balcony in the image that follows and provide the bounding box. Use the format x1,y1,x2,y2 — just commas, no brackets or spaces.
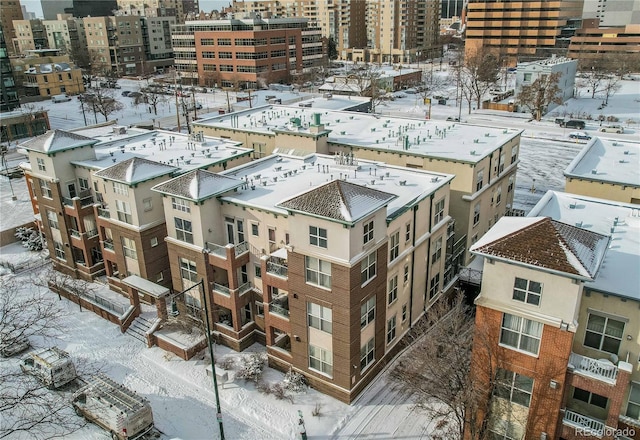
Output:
98,207,111,219
569,352,618,383
563,409,610,438
69,229,81,239
62,190,94,208
269,294,289,318
211,282,230,297
266,259,288,278
86,229,99,238
205,241,249,259
102,239,115,251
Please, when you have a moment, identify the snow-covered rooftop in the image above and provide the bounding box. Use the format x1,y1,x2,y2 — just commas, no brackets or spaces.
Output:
152,169,244,202
94,157,177,185
195,105,522,163
564,137,640,187
219,151,454,221
294,95,371,111
20,129,98,154
529,191,640,301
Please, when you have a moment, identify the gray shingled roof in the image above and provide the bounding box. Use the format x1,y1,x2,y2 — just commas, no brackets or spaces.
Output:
471,217,610,280
277,180,397,224
94,157,177,185
151,169,243,202
20,129,97,154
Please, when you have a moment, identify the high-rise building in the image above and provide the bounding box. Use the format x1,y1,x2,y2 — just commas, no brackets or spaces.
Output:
582,0,640,27
465,0,585,65
0,24,20,111
0,0,24,55
441,0,463,19
72,0,117,18
40,0,73,20
116,0,199,23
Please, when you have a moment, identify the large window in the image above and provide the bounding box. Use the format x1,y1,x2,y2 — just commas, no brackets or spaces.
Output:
305,256,331,288
513,277,542,306
361,252,376,284
476,169,484,191
387,315,397,344
309,345,332,376
429,273,440,299
115,200,132,224
53,241,65,260
363,219,374,244
573,388,608,409
40,179,52,198
494,368,534,408
431,236,442,263
584,313,625,354
172,197,190,213
360,337,375,371
113,182,128,196
500,313,542,355
309,226,327,248
46,210,59,230
626,383,640,419
307,302,332,333
434,198,445,225
361,296,375,328
473,202,481,226
389,231,399,261
388,275,398,304
36,157,46,171
174,217,193,244
179,257,198,289
121,237,137,260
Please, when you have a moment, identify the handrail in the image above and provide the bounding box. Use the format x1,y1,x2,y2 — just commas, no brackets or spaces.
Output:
563,409,606,435
269,303,290,318
569,352,618,382
212,282,230,296
266,261,288,278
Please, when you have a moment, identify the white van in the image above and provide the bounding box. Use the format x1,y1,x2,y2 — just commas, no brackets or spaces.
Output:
72,375,154,440
51,94,72,103
20,347,77,389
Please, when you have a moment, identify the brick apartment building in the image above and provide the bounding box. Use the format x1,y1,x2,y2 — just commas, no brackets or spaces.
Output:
567,20,640,63
171,17,324,89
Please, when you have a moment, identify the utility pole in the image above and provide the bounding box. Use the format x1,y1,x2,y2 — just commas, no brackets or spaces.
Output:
174,69,181,132
225,90,231,113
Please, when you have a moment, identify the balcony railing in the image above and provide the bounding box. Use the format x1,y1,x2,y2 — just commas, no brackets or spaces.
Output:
266,260,288,278
69,229,81,238
206,241,249,259
237,282,252,295
102,240,115,251
62,190,94,208
86,229,98,238
234,241,249,257
269,302,290,318
98,207,111,219
563,409,607,437
211,282,230,297
569,352,618,382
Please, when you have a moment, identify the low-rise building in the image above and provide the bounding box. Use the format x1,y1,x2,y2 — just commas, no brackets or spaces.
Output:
0,108,50,143
22,62,84,97
515,56,578,106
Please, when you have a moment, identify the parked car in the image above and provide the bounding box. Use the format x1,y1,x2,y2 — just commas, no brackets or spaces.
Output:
569,131,592,140
121,91,131,97
20,347,77,389
560,119,586,129
447,116,460,122
0,333,30,357
51,94,72,103
600,124,624,133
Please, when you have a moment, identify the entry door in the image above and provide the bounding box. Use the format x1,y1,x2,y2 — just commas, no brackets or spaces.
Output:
225,218,235,244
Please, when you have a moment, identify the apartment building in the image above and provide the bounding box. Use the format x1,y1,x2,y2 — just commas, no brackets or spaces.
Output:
152,151,454,402
467,190,640,440
0,108,49,143
117,0,199,23
13,19,48,53
22,61,84,97
193,106,523,266
19,125,252,288
567,20,640,63
465,0,585,65
564,137,640,205
0,0,23,55
41,0,73,20
515,57,578,105
0,24,20,112
171,17,323,88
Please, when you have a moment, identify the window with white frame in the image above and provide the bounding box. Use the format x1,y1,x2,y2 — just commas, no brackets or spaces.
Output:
115,200,132,224
121,237,137,260
112,181,128,196
388,275,398,304
473,202,481,226
405,223,411,242
307,302,332,333
498,153,505,174
511,146,518,164
360,337,375,371
309,344,332,376
53,241,65,260
361,252,376,284
251,223,259,236
360,296,375,328
429,273,440,299
387,315,396,344
179,257,197,288
305,256,331,288
171,197,190,213
46,210,59,229
40,179,52,198
256,302,264,317
434,198,445,225
36,157,46,171
494,368,534,407
150,237,158,247
584,313,625,354
476,169,484,191
78,177,89,191
363,219,374,244
389,231,399,261
626,383,640,419
508,175,515,192
403,265,409,283
573,388,608,409
513,277,542,306
488,419,524,440
309,226,327,248
431,236,442,263
500,313,542,355
496,186,502,205
174,217,193,244
402,303,407,322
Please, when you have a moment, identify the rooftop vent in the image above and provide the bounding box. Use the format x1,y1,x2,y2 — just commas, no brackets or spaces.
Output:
569,202,577,209
591,169,597,175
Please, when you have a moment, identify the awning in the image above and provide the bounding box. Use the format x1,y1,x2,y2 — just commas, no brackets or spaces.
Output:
122,275,170,299
270,247,288,259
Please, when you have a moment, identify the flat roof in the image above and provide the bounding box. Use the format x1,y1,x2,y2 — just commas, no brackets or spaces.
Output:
194,105,522,163
529,191,640,302
564,137,640,187
220,151,454,221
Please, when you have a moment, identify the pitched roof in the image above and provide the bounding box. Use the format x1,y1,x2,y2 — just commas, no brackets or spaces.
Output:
277,179,396,223
470,217,609,280
151,169,243,201
94,157,177,185
20,129,97,154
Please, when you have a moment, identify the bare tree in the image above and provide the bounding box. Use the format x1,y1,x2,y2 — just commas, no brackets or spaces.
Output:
81,87,124,122
460,48,501,110
418,70,450,102
349,64,385,113
139,80,168,116
41,269,100,313
601,75,621,105
515,72,563,121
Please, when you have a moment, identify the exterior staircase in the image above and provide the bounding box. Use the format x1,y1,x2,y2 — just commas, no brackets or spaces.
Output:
126,316,155,343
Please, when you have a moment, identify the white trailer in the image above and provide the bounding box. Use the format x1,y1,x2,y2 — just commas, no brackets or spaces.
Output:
20,347,77,389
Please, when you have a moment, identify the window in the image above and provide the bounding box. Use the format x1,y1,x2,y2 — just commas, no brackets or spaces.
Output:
523,73,532,82
115,200,132,224
429,274,440,299
113,181,128,196
363,219,374,244
46,210,59,229
573,388,608,409
431,236,442,263
309,345,332,376
495,368,534,407
171,197,190,213
174,217,193,244
473,202,481,226
305,256,331,288
498,153,505,174
150,237,158,247
36,157,46,171
388,275,398,304
251,223,259,236
405,223,411,242
403,265,409,283
387,315,397,344
584,314,624,354
389,231,399,261
360,296,375,328
513,277,542,306
476,169,484,191
156,272,164,282
361,252,376,284
309,226,327,248
179,258,197,289
626,383,640,419
121,237,137,260
307,302,332,333
360,337,375,371
402,304,407,322
508,175,515,192
78,177,89,191
434,198,445,224
254,263,262,278
496,186,502,205
40,179,52,198
256,302,264,317
268,227,275,248
500,313,542,355
511,146,518,164
53,241,65,260
143,198,152,211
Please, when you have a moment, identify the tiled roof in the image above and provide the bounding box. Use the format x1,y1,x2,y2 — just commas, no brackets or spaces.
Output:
471,217,609,279
94,157,177,184
277,179,396,223
20,129,97,154
151,169,243,201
